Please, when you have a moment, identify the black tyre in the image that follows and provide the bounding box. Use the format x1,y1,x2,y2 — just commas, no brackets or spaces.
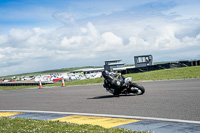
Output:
130,83,145,95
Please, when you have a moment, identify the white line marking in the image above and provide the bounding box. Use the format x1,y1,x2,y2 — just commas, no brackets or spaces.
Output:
1,110,200,124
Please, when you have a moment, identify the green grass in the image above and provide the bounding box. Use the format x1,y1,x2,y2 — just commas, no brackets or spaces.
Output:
1,66,200,90
0,86,38,90
127,66,200,81
0,117,146,133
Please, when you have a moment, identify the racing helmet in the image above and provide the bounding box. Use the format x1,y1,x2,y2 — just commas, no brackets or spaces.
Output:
102,70,109,78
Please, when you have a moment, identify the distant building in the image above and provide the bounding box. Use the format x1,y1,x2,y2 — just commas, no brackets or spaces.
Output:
104,59,125,72
134,55,153,68
72,68,104,74
72,59,126,74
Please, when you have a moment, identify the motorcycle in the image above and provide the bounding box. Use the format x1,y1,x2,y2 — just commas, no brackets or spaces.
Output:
102,71,145,96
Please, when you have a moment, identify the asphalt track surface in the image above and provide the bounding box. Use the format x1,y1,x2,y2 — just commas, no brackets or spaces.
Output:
1,79,200,132
0,78,200,121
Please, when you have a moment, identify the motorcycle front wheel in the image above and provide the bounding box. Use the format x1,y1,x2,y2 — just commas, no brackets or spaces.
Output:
130,83,145,95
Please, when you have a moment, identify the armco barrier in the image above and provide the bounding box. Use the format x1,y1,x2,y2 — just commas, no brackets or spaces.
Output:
191,60,200,66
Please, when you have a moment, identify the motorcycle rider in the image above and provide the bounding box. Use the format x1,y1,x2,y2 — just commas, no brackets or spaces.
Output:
116,72,125,83
102,71,124,82
102,70,125,95
102,70,142,95
114,72,142,94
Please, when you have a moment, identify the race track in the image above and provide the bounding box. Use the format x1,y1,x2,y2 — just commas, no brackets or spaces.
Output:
0,78,200,121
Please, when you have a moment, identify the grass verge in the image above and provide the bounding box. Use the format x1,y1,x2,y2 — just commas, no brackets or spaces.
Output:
127,65,200,81
0,86,38,90
0,117,146,133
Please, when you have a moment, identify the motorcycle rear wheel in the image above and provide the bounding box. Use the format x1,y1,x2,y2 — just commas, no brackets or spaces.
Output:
130,83,145,95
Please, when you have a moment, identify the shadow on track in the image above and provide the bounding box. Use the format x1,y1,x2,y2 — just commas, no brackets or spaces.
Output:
88,94,136,99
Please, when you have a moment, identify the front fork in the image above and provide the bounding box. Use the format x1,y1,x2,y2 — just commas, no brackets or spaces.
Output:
126,82,131,88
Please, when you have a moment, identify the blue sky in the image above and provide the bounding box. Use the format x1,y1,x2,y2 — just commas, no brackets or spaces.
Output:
0,0,200,76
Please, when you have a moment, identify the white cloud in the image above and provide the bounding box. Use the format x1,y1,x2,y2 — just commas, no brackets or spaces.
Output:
1,19,200,76
0,35,8,45
0,54,5,59
52,11,75,24
9,28,32,41
163,3,200,20
27,35,48,46
61,36,82,49
95,32,123,52
128,36,149,49
80,27,87,33
87,22,98,37
126,24,182,51
32,27,47,34
182,33,200,46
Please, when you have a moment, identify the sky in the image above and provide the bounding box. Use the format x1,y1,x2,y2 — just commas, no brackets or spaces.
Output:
0,0,200,76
